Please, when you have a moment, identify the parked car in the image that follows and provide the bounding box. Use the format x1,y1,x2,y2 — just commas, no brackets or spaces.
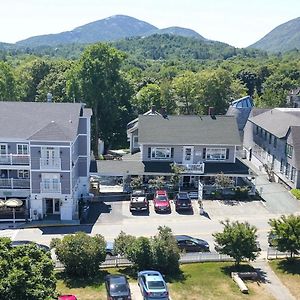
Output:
268,232,277,247
58,295,77,300
138,270,169,300
106,241,116,257
105,274,131,300
153,190,171,213
174,235,210,252
11,240,50,252
129,190,149,212
174,192,192,211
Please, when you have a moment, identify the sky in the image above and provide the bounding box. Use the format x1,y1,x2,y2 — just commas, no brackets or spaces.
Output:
1,0,299,48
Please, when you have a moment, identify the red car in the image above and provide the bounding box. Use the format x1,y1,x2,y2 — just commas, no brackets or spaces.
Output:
153,190,171,213
58,296,77,300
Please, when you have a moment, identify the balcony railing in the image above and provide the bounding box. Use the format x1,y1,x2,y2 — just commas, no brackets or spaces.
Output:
175,162,205,174
40,182,61,193
40,158,61,170
0,154,30,165
0,178,30,189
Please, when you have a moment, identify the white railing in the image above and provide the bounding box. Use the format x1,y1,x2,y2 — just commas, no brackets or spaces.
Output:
0,154,30,165
40,182,61,193
0,178,30,189
40,158,61,170
175,162,205,174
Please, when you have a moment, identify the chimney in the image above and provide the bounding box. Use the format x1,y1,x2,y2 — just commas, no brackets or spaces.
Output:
47,92,52,103
151,105,156,114
208,107,215,116
160,107,168,119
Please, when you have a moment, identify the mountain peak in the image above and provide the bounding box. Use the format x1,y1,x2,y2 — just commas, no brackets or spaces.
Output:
16,15,204,47
249,16,300,52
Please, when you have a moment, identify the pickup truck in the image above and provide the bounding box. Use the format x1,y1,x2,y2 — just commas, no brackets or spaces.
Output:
129,190,149,212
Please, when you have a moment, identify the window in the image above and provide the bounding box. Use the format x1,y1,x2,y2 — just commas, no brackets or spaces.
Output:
0,144,7,155
133,136,139,148
280,159,284,173
256,126,259,135
260,127,263,137
18,170,29,178
17,144,29,155
285,163,290,178
291,167,296,182
264,130,267,141
268,133,272,144
151,147,173,160
206,148,227,160
286,144,293,158
274,137,277,148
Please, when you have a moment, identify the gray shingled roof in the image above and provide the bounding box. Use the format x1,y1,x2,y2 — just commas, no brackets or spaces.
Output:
138,115,241,145
0,101,87,141
249,108,300,138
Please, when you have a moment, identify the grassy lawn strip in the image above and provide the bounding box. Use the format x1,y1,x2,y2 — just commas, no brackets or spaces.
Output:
269,259,300,299
56,262,274,300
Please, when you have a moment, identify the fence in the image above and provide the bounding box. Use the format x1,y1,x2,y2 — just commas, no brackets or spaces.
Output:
266,247,299,260
54,251,234,269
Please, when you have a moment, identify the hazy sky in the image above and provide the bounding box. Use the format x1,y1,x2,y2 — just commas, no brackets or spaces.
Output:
1,0,299,47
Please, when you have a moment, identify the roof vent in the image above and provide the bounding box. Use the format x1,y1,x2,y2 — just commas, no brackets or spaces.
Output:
47,92,53,103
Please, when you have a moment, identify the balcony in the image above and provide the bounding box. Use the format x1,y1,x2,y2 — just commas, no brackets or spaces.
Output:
0,154,30,165
40,181,61,193
40,158,61,170
0,178,30,189
175,162,205,174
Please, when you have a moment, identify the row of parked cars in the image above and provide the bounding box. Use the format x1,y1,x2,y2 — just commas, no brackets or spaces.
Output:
105,270,169,300
129,189,193,213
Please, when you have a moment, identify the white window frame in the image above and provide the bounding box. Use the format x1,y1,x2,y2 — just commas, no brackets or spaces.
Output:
0,144,8,155
133,136,139,148
17,144,29,155
17,169,29,178
151,147,172,160
206,148,227,161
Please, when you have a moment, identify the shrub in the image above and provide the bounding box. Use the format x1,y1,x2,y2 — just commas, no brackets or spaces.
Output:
291,189,300,200
53,232,106,277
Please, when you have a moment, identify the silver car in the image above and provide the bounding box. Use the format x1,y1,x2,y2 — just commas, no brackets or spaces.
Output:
138,270,169,300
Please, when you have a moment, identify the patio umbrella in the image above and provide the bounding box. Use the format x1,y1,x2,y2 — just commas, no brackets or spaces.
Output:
5,198,23,227
0,199,5,208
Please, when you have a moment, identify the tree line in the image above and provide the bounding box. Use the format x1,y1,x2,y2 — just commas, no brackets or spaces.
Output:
1,40,300,153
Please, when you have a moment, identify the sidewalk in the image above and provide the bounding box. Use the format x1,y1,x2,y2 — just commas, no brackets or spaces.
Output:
251,260,296,300
241,158,300,214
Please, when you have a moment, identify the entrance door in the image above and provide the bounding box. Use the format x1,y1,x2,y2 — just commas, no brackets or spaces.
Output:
45,198,60,214
182,146,194,164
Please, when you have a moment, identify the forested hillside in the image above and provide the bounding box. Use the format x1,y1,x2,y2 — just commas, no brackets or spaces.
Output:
1,35,300,152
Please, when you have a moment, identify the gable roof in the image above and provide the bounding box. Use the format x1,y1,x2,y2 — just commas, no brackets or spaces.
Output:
249,108,300,138
0,101,88,141
138,115,241,145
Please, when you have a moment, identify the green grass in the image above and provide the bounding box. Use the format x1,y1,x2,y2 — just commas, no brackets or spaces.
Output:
269,259,300,299
56,263,274,300
291,189,300,200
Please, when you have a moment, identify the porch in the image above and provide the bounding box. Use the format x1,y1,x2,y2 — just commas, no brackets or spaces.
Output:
0,154,30,165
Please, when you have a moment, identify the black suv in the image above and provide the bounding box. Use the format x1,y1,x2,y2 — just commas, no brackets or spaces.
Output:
104,274,131,300
174,192,192,211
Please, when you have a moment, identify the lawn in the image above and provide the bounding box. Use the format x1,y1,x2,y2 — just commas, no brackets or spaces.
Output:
269,259,300,299
56,263,274,300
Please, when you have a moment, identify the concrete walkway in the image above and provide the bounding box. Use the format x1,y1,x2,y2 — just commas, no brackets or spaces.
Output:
251,260,296,300
241,158,300,214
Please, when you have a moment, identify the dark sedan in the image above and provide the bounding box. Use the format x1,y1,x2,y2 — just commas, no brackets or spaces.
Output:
175,235,210,252
11,240,50,252
105,274,131,300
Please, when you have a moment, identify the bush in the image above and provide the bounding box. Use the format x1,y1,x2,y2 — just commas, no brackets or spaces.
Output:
53,232,106,277
0,237,56,300
114,226,180,275
291,189,300,200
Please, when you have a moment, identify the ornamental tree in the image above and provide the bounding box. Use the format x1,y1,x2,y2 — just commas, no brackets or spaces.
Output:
213,220,260,266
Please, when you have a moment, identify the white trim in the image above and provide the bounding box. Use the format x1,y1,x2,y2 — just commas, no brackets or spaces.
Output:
30,144,71,148
182,146,194,164
141,143,240,146
17,144,29,155
29,140,72,144
150,147,172,160
206,148,227,161
0,143,8,155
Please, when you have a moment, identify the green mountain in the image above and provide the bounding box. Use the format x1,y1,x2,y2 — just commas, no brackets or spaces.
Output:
148,27,205,40
16,15,157,47
249,17,300,52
